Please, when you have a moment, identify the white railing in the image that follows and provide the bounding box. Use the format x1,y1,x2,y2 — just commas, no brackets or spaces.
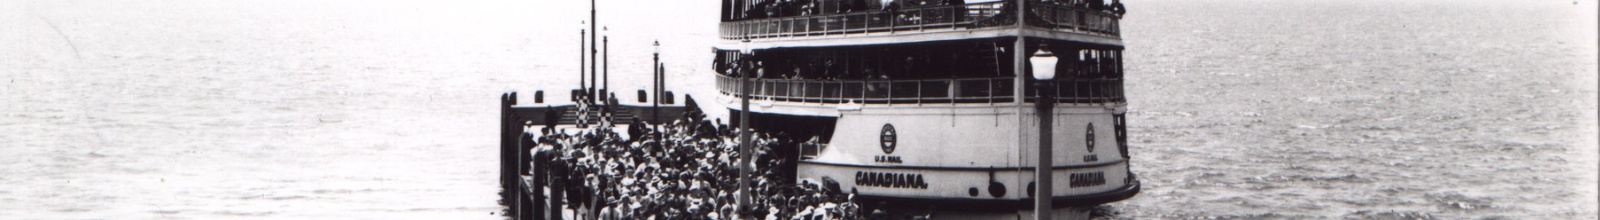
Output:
720,1,1121,40
715,74,1124,104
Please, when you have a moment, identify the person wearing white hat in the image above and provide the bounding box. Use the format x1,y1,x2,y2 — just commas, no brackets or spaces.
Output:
598,204,615,220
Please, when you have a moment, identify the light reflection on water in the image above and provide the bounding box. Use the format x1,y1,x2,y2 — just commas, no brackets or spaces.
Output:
1112,0,1598,219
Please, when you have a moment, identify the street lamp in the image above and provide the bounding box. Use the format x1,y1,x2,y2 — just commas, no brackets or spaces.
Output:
1031,48,1058,81
589,0,598,104
603,26,609,102
585,24,592,100
655,40,663,108
1029,46,1058,220
652,40,661,133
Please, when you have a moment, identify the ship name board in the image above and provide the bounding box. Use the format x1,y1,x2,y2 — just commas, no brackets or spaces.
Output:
1069,171,1107,188
855,171,928,189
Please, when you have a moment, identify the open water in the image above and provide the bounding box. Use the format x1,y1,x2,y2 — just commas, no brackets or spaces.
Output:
1115,0,1599,219
0,0,1595,219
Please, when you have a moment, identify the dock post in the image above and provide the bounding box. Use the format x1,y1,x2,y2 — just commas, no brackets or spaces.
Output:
532,147,549,220
517,134,536,220
549,159,565,220
500,92,517,215
514,133,526,219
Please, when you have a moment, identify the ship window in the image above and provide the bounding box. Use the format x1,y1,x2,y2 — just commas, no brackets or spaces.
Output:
712,40,1124,104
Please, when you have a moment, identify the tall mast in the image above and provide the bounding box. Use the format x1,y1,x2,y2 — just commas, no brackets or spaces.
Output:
580,29,586,96
603,30,609,99
590,0,599,104
652,40,660,127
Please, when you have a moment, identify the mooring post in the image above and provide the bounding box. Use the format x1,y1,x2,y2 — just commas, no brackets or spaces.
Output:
499,93,509,206
519,134,538,220
531,145,549,220
549,158,565,220
512,133,524,218
500,92,518,215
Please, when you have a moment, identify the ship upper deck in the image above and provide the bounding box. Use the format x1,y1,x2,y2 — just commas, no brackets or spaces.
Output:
718,0,1124,49
715,74,1126,105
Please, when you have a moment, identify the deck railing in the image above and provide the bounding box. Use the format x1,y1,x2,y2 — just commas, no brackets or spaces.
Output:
716,74,1125,105
1027,2,1121,35
720,1,1120,40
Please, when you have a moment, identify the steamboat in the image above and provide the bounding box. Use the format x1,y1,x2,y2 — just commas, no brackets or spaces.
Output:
497,0,1139,219
713,0,1138,218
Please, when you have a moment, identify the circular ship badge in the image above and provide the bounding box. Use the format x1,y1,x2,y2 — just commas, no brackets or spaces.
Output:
880,124,897,154
1086,123,1096,152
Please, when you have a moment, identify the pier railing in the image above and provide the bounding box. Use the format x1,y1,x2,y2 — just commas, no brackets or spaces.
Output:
716,74,1125,104
720,1,1120,40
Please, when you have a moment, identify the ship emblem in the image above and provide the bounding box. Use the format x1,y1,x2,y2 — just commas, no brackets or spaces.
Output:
880,124,897,154
1086,123,1096,152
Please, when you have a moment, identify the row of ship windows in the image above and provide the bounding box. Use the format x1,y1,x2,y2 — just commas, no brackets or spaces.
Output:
715,74,1126,104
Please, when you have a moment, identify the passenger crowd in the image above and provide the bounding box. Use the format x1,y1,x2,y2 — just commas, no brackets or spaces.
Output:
530,110,909,219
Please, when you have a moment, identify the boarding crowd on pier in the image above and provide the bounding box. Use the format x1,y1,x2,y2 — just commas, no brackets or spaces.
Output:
527,108,925,219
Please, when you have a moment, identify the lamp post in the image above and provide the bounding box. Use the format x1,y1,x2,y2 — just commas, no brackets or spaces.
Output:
1029,46,1059,220
585,26,592,100
589,0,598,104
659,63,666,105
603,27,609,101
652,40,660,131
737,39,753,218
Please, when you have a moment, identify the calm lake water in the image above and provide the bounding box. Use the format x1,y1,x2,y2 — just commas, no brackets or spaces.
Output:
1,0,1594,219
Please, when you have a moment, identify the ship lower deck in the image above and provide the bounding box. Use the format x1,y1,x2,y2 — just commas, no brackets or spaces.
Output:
724,92,1138,212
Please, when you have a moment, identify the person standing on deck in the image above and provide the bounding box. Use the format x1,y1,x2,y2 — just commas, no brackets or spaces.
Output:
882,0,900,23
948,0,966,22
748,0,769,19
1110,0,1125,17
545,105,560,133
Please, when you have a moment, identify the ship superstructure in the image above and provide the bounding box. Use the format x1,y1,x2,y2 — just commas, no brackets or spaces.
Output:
714,0,1137,218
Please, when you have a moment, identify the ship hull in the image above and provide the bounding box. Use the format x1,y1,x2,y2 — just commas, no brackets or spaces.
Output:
723,93,1139,216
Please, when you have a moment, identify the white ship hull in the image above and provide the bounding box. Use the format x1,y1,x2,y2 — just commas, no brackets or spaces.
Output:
722,93,1139,213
